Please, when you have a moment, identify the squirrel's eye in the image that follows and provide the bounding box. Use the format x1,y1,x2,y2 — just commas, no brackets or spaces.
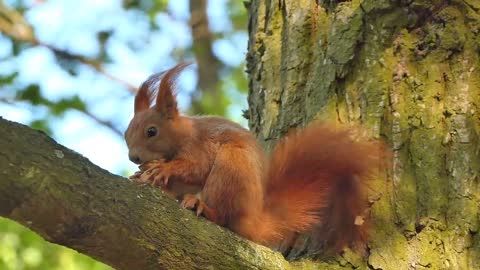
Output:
147,127,157,138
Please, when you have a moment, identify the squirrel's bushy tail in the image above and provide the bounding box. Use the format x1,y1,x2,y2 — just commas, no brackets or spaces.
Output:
254,123,382,250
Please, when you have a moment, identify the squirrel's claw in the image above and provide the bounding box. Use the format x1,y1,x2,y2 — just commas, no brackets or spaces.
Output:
181,194,200,210
139,159,165,171
195,203,204,217
181,194,206,216
140,168,159,182
181,194,219,223
152,174,169,187
129,171,143,181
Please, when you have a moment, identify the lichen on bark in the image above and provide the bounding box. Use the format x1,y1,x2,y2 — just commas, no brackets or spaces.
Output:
247,0,480,269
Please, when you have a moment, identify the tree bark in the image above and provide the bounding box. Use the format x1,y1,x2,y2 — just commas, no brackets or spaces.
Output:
246,0,480,269
0,118,293,270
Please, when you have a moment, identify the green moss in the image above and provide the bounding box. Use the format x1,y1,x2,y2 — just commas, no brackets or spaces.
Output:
248,1,480,269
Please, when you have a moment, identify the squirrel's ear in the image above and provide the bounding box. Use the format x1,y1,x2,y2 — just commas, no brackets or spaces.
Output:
155,62,191,118
134,85,150,114
134,73,163,114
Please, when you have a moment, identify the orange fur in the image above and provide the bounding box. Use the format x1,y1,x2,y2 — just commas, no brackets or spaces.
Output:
125,63,384,251
264,125,381,249
134,62,191,115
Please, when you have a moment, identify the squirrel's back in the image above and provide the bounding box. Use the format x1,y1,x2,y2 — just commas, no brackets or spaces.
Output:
190,116,252,139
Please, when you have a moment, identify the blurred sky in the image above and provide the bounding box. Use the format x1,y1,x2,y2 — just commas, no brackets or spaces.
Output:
0,0,248,175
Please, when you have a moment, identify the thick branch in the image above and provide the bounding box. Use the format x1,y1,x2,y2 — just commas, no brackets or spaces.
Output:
0,118,291,270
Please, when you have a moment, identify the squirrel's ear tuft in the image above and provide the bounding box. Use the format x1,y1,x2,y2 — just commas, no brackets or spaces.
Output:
134,62,192,116
134,73,163,114
155,62,191,118
134,85,150,114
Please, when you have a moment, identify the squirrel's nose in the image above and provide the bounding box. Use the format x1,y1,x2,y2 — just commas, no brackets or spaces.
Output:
129,154,142,164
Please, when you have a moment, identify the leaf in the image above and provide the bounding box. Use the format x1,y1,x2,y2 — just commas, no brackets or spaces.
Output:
16,86,87,116
51,95,87,116
29,119,53,136
16,85,46,105
0,72,18,85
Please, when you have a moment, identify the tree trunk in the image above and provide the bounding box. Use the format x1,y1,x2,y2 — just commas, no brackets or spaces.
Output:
246,0,480,269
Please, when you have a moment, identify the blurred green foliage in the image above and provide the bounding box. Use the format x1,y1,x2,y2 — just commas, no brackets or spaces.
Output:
0,218,112,270
0,0,249,133
16,85,87,113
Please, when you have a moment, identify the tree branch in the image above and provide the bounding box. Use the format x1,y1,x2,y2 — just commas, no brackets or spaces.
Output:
78,109,123,137
188,0,224,115
0,97,123,137
0,118,293,270
39,43,138,94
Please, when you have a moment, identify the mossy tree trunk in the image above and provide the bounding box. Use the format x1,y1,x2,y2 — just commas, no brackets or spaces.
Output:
246,0,480,269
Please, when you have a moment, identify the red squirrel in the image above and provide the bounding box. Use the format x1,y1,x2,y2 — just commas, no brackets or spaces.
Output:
125,63,382,251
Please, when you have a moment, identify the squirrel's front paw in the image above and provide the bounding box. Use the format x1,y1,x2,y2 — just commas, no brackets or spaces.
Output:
130,159,170,187
138,159,165,171
129,171,143,181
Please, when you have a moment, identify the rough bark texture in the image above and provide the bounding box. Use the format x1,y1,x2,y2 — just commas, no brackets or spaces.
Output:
246,0,480,269
0,118,294,270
